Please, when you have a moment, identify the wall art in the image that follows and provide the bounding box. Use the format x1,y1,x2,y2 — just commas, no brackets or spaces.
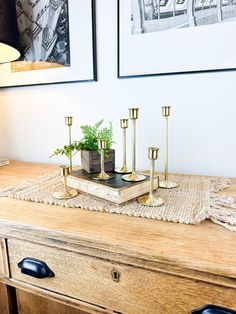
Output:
0,0,97,88
118,0,236,77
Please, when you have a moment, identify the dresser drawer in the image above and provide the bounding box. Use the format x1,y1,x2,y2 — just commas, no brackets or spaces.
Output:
7,238,236,314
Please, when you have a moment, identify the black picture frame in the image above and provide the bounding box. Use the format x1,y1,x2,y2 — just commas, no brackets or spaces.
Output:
0,0,97,88
118,0,236,78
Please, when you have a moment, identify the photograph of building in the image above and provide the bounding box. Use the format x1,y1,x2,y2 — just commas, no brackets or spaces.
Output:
132,0,236,34
12,0,70,71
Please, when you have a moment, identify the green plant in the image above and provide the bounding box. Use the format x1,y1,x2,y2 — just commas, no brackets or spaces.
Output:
51,120,114,159
79,119,114,152
50,142,80,159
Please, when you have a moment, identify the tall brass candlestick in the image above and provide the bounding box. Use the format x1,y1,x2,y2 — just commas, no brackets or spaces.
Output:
65,116,73,173
53,165,78,199
92,139,115,181
115,119,131,174
122,108,146,182
159,106,178,189
138,147,164,206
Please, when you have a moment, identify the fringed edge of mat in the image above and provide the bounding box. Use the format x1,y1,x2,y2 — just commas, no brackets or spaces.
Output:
208,177,236,231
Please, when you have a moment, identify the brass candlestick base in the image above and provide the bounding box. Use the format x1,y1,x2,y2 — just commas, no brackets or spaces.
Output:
159,180,178,189
92,171,115,181
115,166,131,174
53,165,78,199
92,139,115,181
53,189,78,200
122,172,146,182
138,194,164,207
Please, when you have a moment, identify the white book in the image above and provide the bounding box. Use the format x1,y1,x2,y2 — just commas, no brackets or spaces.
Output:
0,159,9,167
67,169,158,204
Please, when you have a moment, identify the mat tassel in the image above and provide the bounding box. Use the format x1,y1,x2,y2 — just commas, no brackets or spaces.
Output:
208,178,236,231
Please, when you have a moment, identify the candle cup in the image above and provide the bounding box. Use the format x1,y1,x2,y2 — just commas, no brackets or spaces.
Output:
162,106,171,117
65,116,73,173
53,165,78,199
122,108,146,182
138,147,164,207
92,139,115,181
159,106,178,189
115,119,131,174
129,108,139,119
65,116,73,126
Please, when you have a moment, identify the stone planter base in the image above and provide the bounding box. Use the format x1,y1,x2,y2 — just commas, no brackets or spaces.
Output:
81,149,115,174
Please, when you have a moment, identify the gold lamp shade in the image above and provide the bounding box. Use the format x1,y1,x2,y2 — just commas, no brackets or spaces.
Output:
0,0,20,63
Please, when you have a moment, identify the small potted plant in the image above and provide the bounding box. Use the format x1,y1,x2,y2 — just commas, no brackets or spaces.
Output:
79,120,115,173
51,120,115,174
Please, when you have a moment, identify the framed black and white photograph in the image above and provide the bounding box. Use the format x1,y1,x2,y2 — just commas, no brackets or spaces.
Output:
118,0,236,77
0,0,96,88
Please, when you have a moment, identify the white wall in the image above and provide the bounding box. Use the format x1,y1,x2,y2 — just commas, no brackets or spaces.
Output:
0,0,236,177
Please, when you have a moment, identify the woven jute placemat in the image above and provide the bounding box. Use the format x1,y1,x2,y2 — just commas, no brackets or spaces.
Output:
0,172,236,231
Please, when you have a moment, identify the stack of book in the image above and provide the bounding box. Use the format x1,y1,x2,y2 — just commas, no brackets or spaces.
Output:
67,169,158,204
0,159,9,167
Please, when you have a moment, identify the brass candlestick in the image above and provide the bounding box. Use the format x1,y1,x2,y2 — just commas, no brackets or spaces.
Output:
65,116,73,173
53,165,78,199
115,119,131,174
138,147,164,207
159,106,178,189
92,139,115,181
122,108,146,182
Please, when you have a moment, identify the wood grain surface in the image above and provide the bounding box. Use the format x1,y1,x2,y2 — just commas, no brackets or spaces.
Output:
7,238,236,313
16,289,90,314
0,283,17,314
0,161,236,284
0,160,236,314
0,239,10,277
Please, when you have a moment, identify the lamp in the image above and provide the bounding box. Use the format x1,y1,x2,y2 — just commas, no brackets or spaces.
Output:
0,0,20,63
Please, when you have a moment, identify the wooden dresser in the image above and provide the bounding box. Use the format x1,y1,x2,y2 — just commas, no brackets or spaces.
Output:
0,161,235,314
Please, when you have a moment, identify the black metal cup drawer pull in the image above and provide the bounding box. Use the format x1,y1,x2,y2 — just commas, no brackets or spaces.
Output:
192,304,236,314
18,257,55,279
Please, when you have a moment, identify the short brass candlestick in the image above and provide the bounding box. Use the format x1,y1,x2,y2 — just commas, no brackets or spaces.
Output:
92,139,115,181
138,147,164,207
65,116,73,173
159,106,178,189
122,108,146,182
115,119,131,174
53,165,78,199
